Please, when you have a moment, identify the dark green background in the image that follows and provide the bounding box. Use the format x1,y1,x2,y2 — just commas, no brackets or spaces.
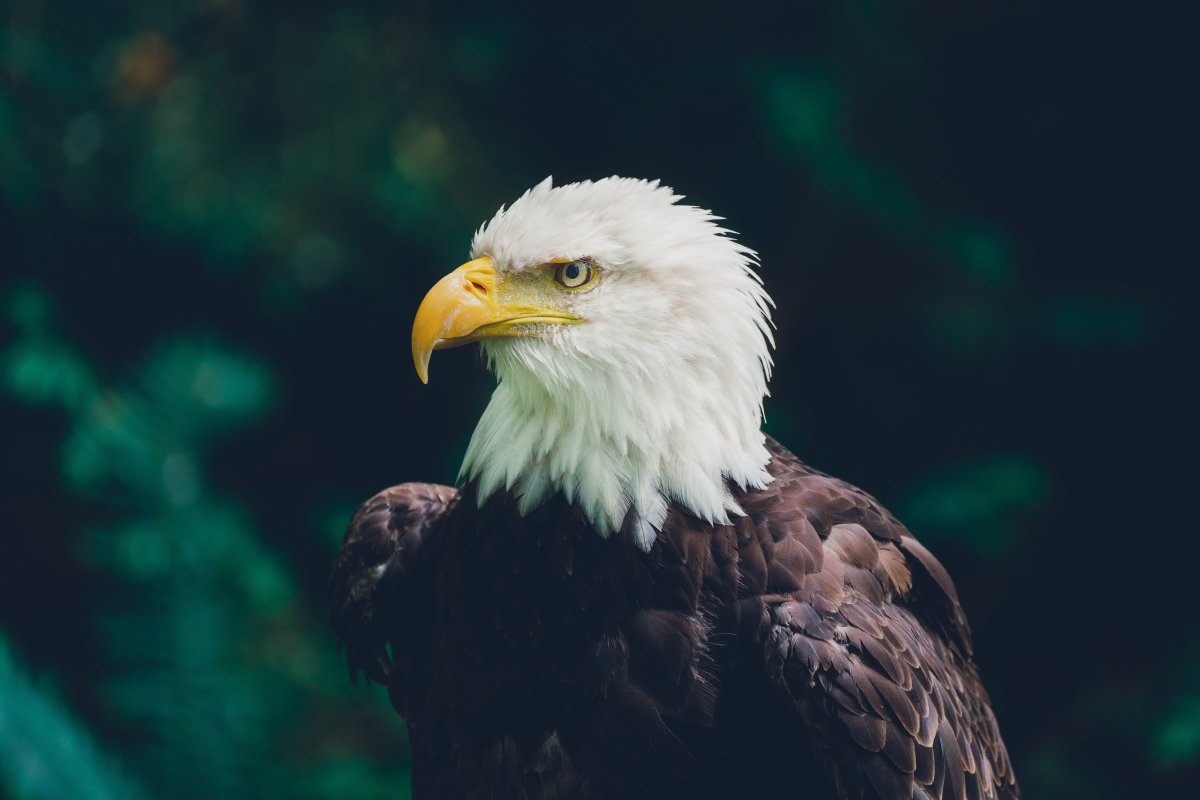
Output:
2,2,1196,798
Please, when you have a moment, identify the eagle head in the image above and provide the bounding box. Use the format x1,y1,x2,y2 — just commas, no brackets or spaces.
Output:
411,177,775,549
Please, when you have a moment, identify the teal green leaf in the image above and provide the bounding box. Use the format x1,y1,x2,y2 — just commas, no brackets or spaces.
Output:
0,635,151,800
900,455,1049,555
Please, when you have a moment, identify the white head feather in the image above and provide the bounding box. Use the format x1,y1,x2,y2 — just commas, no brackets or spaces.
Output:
459,176,775,550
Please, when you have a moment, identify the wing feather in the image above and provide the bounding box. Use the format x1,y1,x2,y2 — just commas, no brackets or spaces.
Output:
752,438,1018,799
328,482,456,713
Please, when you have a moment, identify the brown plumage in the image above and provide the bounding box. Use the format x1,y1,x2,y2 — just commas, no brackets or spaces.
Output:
330,437,1018,799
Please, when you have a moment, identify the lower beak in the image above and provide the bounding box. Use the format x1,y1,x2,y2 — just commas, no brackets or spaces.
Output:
410,256,577,383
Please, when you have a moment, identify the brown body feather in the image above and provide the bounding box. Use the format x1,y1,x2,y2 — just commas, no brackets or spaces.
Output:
330,438,1018,799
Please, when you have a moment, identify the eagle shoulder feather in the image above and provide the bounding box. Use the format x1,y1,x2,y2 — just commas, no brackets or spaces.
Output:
745,439,1018,799
328,482,456,714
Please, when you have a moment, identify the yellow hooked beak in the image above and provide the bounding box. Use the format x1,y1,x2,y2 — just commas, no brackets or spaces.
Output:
411,256,580,383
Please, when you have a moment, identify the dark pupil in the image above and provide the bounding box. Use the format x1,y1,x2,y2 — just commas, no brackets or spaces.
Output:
564,263,581,281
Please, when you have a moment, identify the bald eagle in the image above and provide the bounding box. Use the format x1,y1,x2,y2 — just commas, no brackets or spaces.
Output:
330,177,1019,799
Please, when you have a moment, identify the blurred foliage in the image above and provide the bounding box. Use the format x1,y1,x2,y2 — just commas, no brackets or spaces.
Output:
898,454,1048,557
1155,642,1200,768
1,1,1196,798
0,635,149,800
3,289,409,799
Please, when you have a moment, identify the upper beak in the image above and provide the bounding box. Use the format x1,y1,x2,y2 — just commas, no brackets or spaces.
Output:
411,256,578,383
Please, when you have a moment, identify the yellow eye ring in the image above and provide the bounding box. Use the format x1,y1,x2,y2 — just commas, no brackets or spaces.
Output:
554,259,595,289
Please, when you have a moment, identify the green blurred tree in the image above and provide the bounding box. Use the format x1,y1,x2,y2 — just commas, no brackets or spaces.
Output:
2,288,410,799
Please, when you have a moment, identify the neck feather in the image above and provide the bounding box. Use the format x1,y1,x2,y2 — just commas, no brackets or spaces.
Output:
459,348,773,550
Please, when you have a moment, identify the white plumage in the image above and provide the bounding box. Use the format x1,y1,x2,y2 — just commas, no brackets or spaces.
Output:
460,177,776,549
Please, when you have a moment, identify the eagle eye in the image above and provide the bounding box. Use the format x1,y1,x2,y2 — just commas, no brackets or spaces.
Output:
554,260,595,289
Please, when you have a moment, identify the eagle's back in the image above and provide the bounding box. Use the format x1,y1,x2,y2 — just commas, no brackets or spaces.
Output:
330,439,1018,799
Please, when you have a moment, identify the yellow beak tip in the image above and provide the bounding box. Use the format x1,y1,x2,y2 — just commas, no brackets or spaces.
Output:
412,257,498,385
413,351,431,384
